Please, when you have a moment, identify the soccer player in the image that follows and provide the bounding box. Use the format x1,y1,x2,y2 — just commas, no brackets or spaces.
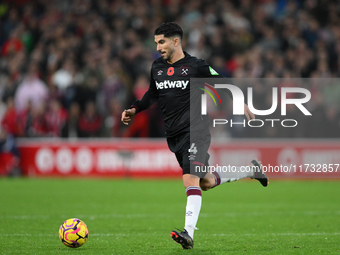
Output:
121,22,268,249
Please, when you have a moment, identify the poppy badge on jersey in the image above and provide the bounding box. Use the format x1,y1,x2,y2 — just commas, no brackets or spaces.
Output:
167,67,174,76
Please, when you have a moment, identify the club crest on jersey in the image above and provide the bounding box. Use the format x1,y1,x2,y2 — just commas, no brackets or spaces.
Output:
181,66,190,76
157,70,163,76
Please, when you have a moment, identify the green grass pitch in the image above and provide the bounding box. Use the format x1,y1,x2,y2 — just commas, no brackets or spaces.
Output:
0,178,339,254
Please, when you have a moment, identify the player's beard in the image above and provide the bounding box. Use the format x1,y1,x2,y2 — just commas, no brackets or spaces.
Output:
163,47,175,62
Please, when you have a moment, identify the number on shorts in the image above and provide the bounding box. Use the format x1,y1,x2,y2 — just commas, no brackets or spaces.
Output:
188,143,198,154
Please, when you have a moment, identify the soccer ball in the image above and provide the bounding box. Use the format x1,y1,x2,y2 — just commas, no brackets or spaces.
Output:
59,218,89,248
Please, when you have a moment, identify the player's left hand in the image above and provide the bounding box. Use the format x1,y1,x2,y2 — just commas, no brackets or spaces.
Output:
244,103,255,121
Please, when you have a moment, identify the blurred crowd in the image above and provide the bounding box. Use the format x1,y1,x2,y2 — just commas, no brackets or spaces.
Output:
0,0,340,141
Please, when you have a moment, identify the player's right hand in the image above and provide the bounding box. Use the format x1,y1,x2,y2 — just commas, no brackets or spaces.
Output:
121,108,136,125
